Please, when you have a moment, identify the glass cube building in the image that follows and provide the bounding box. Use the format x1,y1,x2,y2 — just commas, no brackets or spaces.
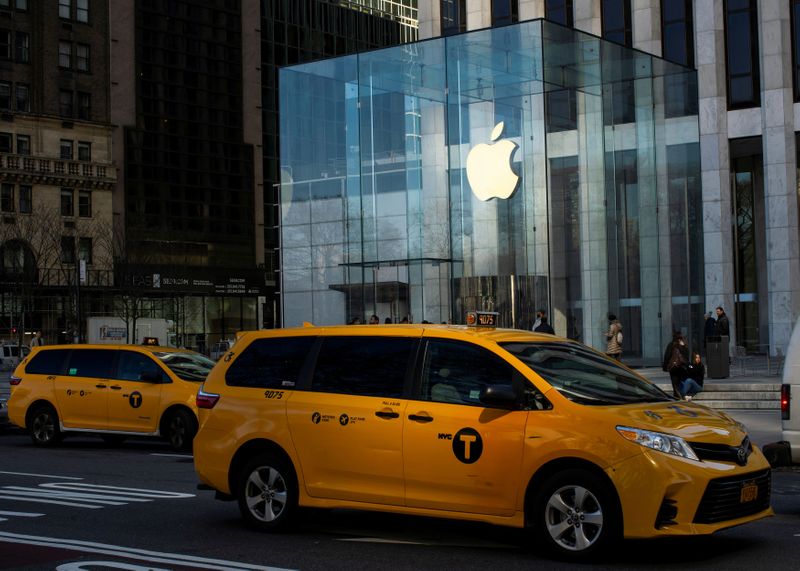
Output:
279,20,701,365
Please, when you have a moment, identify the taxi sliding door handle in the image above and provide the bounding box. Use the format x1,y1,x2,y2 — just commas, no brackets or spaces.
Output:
95,383,107,389
408,414,434,423
375,411,400,419
109,385,122,390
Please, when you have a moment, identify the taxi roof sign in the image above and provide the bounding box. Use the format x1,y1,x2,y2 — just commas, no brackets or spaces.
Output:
466,311,499,327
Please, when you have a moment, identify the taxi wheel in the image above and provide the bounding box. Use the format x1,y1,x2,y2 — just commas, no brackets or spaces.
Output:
237,453,297,532
29,405,62,447
532,469,620,560
166,409,197,452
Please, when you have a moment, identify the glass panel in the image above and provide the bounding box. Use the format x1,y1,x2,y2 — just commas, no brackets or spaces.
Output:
66,349,115,378
225,336,315,388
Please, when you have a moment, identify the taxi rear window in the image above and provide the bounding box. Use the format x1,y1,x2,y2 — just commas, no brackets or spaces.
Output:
226,336,315,389
26,349,70,375
501,342,671,405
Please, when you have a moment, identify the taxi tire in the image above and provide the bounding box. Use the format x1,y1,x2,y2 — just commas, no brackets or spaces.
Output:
165,409,197,452
237,453,298,532
28,404,63,447
531,469,621,561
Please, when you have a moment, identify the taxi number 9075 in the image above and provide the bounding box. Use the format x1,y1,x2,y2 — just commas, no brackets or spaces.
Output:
264,390,284,400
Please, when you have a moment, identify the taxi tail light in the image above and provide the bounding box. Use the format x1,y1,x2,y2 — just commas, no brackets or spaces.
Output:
196,388,220,409
9,376,22,386
781,384,790,421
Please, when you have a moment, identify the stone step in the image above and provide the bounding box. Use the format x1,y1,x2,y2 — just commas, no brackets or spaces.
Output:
692,401,781,410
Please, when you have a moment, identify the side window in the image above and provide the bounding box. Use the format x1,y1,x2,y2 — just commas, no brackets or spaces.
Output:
311,337,415,398
226,336,315,389
65,349,115,378
116,351,163,382
25,349,70,375
421,340,515,406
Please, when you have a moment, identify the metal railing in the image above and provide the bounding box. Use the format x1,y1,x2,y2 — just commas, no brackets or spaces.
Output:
0,153,115,186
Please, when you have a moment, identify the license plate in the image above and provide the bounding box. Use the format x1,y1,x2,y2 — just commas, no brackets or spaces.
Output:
740,484,758,503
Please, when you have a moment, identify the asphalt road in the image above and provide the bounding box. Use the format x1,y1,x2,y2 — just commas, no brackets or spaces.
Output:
0,425,798,571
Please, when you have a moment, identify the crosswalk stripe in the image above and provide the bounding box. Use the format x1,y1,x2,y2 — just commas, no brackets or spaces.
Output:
0,510,44,517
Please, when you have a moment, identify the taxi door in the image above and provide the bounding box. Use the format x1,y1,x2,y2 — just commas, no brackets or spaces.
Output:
286,334,417,506
106,350,164,432
403,336,528,517
54,349,116,430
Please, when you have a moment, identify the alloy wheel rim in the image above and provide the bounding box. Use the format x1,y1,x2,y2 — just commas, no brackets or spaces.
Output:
244,466,288,522
33,412,54,442
545,485,603,551
170,416,185,448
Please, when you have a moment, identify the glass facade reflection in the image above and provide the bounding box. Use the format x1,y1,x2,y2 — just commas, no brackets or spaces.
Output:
279,20,702,365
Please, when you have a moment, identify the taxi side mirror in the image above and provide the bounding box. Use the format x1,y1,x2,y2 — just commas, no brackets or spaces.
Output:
479,384,518,409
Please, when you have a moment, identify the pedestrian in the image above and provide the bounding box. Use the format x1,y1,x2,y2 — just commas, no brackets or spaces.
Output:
384,317,392,324
662,331,689,398
30,331,44,348
349,316,362,325
681,352,705,402
534,315,555,335
703,311,717,350
400,316,409,324
368,314,379,325
715,306,730,337
605,314,623,360
531,309,544,332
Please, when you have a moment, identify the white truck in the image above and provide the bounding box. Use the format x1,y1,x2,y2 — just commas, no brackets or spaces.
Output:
86,317,176,347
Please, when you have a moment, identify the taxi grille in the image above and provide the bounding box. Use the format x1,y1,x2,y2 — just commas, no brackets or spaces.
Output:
690,436,752,465
693,469,771,524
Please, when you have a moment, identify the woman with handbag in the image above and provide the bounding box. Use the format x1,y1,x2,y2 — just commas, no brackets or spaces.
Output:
662,331,689,398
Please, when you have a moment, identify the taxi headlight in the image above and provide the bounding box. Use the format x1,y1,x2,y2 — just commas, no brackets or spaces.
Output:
616,425,699,461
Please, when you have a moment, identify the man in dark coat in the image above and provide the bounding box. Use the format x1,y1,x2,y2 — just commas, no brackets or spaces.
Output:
703,311,716,350
534,316,555,335
715,306,730,337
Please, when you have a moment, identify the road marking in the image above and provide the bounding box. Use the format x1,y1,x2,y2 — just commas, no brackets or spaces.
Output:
0,531,294,571
337,537,429,545
0,510,44,517
149,453,193,458
0,483,194,510
57,562,171,571
0,495,104,509
40,483,195,499
0,471,83,481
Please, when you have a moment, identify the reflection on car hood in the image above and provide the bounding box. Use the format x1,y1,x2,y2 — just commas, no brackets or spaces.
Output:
605,401,748,445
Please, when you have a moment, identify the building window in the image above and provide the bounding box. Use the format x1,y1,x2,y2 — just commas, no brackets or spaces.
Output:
59,0,71,19
15,32,29,63
16,134,29,155
793,0,800,100
76,44,89,71
441,0,466,36
61,236,75,264
58,41,71,68
601,0,632,47
724,0,760,109
59,90,73,117
662,0,694,67
60,139,73,159
0,81,10,110
18,184,31,213
491,0,518,27
61,188,74,216
77,92,90,120
546,0,573,27
546,89,578,132
0,29,9,59
77,141,91,161
15,84,29,112
76,0,88,22
1,183,13,212
78,190,91,217
15,0,27,10
78,237,92,263
0,132,11,152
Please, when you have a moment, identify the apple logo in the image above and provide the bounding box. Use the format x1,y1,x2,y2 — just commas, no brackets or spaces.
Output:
465,121,519,201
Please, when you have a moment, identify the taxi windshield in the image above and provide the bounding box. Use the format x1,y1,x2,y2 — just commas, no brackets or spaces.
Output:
500,342,672,405
153,351,215,382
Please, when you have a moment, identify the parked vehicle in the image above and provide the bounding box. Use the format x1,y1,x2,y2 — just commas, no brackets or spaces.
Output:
8,344,215,451
86,317,176,347
780,317,800,464
209,339,235,361
1,343,30,371
193,316,772,560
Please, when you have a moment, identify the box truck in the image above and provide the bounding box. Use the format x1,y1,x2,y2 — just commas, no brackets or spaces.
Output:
86,317,176,347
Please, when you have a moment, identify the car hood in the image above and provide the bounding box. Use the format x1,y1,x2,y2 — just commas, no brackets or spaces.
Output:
605,400,748,445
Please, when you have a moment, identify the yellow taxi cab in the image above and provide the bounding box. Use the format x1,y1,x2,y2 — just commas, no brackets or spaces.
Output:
193,313,772,559
8,344,214,451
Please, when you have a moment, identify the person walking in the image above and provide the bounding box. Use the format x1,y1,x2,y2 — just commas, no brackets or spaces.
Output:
531,309,544,332
368,314,380,325
681,352,705,401
30,331,44,348
663,331,689,398
534,315,555,335
605,314,623,360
